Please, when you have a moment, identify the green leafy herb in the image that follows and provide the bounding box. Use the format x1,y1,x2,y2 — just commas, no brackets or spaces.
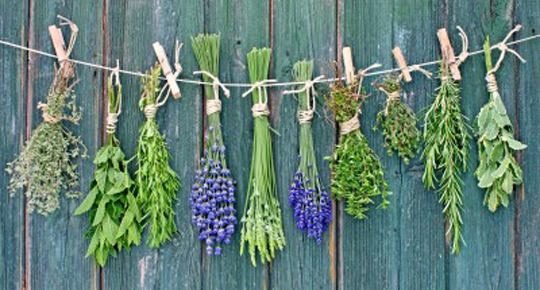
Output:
326,66,390,219
474,36,526,212
422,60,470,254
373,76,421,164
136,65,181,248
6,63,87,215
240,48,285,266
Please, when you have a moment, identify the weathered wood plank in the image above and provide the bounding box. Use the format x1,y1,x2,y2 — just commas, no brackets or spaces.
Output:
103,0,204,289
0,1,27,289
392,1,446,289
515,0,540,288
270,0,337,289
25,1,103,289
202,0,270,289
447,1,516,289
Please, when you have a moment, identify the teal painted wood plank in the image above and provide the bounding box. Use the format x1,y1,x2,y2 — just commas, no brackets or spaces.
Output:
270,0,337,289
202,1,270,289
26,1,103,289
103,0,204,289
0,1,27,289
340,0,401,289
516,0,540,288
447,1,516,289
392,1,446,289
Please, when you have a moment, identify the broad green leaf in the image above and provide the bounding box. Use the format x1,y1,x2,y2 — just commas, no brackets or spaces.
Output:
93,197,108,226
85,230,100,258
94,147,109,165
479,170,494,188
103,215,119,245
493,94,507,115
507,138,527,150
490,141,504,162
485,123,499,140
491,156,510,179
96,169,108,192
116,210,134,239
74,186,99,215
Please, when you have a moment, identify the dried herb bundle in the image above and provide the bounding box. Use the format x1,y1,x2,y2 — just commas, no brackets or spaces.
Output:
474,36,526,212
190,34,237,257
7,60,87,215
75,74,142,266
287,60,331,244
136,65,181,248
327,66,390,219
422,60,470,254
374,76,421,164
240,48,285,266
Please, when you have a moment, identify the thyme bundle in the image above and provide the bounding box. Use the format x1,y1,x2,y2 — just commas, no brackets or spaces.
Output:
190,34,237,257
373,76,421,164
474,34,526,212
422,60,470,254
75,71,142,266
6,24,87,215
136,65,181,248
240,48,285,266
286,60,331,244
327,65,390,219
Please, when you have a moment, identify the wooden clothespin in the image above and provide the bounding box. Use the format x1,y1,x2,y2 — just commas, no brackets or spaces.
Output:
342,47,355,84
48,25,68,62
437,28,462,81
153,42,181,99
392,47,412,82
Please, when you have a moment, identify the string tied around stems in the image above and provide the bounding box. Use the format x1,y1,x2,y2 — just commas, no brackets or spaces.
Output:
242,79,277,117
37,103,61,124
340,112,360,136
106,60,122,135
283,75,325,124
193,70,230,116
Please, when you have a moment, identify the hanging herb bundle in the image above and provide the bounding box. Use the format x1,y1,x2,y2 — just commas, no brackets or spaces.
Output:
475,31,526,212
190,34,237,257
136,65,181,248
240,48,285,266
327,64,390,219
285,60,331,244
373,75,421,164
6,21,87,215
422,59,470,254
74,70,142,266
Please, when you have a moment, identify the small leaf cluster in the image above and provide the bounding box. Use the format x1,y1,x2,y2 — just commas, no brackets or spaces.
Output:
240,48,286,266
75,138,142,266
422,62,470,254
326,73,391,219
475,38,526,212
374,76,421,164
136,65,181,248
7,67,87,215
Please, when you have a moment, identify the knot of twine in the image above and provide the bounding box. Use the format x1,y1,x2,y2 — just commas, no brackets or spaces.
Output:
488,25,527,75
454,26,470,67
485,73,499,93
283,75,324,125
194,70,230,116
106,60,122,134
144,104,158,118
242,79,277,118
340,114,360,135
397,65,433,82
106,113,119,134
37,103,61,124
355,63,382,94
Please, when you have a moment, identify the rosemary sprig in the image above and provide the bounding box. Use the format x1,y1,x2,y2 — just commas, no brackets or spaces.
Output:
326,66,390,219
374,76,421,164
6,63,87,215
136,65,181,248
240,48,285,266
288,60,332,244
474,36,526,212
190,34,237,257
422,60,470,254
75,77,142,266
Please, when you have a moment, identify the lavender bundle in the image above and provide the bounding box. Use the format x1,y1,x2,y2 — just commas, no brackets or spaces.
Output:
190,34,237,257
286,60,331,244
240,48,285,266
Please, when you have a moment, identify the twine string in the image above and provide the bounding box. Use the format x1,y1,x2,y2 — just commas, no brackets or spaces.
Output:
455,26,470,66
106,61,122,134
242,79,277,117
283,75,324,124
194,70,230,115
340,113,360,135
356,63,382,95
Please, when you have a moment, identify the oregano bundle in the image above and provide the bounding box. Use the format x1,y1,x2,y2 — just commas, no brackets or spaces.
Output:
327,65,390,219
374,76,421,164
475,35,526,212
240,48,285,266
422,60,470,254
136,65,181,248
75,72,142,266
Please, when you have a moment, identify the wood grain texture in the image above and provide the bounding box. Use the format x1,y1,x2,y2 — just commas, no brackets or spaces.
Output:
270,0,336,289
26,1,103,289
515,0,540,288
103,0,204,289
0,1,27,289
202,0,270,289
